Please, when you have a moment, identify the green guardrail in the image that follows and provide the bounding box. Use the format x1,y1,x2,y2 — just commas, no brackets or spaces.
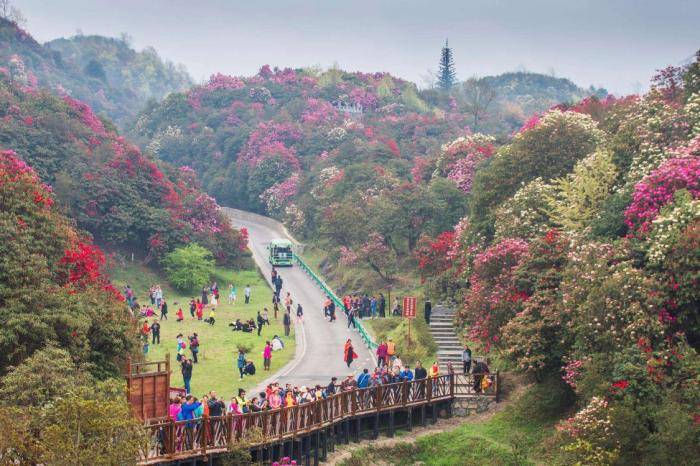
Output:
294,254,378,352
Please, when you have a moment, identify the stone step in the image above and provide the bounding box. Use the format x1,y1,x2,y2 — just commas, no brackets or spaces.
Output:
429,323,454,329
431,330,458,336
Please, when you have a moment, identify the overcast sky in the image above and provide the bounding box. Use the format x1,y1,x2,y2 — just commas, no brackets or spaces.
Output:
17,0,700,95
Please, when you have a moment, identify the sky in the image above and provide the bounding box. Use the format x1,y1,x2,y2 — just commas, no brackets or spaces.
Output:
17,0,700,95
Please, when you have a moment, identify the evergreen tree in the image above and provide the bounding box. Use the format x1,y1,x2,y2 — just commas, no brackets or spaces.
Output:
437,39,456,91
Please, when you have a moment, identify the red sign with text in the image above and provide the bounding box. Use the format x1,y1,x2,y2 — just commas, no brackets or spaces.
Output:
403,296,417,319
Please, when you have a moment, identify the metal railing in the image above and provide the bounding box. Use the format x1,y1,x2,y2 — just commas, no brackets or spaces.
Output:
293,254,378,351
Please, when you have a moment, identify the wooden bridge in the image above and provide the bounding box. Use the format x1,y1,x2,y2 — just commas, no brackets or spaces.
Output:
139,373,498,465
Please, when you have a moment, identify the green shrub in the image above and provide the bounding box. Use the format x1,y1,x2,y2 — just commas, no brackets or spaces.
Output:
163,243,215,292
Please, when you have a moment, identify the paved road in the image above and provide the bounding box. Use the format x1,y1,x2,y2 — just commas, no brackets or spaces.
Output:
222,208,374,392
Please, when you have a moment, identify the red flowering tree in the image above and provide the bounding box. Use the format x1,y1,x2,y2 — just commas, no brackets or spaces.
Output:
0,149,138,377
457,237,529,350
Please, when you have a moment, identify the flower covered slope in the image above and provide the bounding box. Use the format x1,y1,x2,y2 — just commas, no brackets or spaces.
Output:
416,53,700,465
0,75,246,265
0,149,138,378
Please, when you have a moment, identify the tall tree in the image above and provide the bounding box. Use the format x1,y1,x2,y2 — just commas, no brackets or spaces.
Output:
458,77,497,130
437,39,456,91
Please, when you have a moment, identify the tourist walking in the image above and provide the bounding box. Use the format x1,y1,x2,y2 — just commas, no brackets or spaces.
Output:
189,333,200,363
237,349,246,380
181,358,193,394
244,284,251,304
347,306,356,329
257,311,265,336
263,341,272,370
160,300,168,320
151,320,160,344
228,284,237,304
296,303,304,323
424,298,432,324
344,339,358,368
283,310,291,336
376,341,387,367
462,345,472,375
378,293,386,318
274,275,283,297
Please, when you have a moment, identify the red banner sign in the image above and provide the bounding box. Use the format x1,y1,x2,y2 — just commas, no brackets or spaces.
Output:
403,296,417,319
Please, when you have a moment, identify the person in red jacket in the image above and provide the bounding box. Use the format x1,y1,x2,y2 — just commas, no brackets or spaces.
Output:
344,339,358,368
176,307,184,322
376,341,388,367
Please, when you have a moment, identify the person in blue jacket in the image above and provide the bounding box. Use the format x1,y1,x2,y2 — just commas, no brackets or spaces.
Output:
237,348,246,380
357,368,371,388
400,366,414,382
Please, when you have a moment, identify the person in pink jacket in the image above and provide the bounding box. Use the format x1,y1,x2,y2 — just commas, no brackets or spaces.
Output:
168,397,182,421
268,387,282,409
263,341,272,371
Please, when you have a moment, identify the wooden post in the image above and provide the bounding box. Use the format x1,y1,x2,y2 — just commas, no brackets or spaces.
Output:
314,430,320,466
402,380,408,407
406,407,413,431
427,378,433,402
202,414,209,456
168,419,176,454
388,411,395,437
495,370,500,402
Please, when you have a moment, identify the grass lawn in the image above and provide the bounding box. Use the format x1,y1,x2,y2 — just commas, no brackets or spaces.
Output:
339,379,569,466
109,261,295,398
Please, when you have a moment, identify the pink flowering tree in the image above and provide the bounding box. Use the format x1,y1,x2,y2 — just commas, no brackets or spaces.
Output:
624,156,700,234
436,134,496,194
260,173,301,214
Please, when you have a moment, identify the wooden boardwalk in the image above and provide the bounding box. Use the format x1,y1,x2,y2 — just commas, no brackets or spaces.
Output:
139,373,498,465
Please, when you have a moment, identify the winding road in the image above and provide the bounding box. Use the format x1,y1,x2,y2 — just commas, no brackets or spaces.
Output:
222,208,373,393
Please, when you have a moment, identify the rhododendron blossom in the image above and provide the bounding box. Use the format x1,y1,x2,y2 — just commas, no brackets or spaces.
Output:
625,156,700,234
239,121,302,168
260,173,301,213
63,95,108,137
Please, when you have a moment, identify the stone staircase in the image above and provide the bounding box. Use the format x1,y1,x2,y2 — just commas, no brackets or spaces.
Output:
429,304,462,373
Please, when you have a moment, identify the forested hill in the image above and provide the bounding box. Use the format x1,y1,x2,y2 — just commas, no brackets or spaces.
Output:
480,72,607,129
0,18,192,126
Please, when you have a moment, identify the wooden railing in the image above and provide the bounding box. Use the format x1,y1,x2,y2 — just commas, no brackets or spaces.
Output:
139,374,496,464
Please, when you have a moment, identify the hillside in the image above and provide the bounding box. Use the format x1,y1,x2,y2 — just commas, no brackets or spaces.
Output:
0,74,246,266
420,71,608,135
484,71,606,112
0,17,192,126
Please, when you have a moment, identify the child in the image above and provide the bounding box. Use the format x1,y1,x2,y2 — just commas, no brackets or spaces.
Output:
208,308,216,325
176,307,184,322
228,284,237,304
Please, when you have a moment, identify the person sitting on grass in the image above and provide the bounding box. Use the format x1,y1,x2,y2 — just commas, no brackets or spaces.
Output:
244,359,256,376
272,335,284,351
229,319,243,331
